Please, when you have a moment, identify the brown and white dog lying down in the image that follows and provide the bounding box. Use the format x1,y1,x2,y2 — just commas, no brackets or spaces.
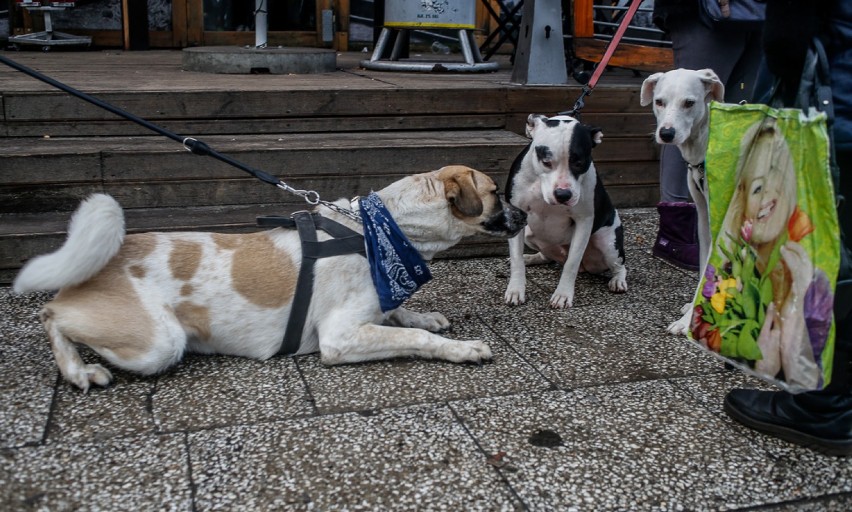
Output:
13,165,527,392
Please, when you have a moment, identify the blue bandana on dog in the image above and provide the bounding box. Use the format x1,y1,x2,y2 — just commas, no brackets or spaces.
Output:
359,192,432,312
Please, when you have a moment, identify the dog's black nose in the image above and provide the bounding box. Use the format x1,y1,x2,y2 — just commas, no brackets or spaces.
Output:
659,127,676,143
554,188,573,204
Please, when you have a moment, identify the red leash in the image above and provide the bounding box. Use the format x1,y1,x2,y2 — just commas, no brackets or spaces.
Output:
562,0,643,117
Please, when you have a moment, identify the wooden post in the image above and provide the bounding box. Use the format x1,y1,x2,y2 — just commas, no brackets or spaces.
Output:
573,0,594,37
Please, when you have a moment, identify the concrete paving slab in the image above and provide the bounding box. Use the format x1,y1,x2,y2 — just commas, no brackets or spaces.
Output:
48,373,156,444
449,380,847,511
153,354,315,433
188,404,520,511
0,433,191,511
0,289,55,448
480,306,722,389
298,320,552,415
670,373,852,495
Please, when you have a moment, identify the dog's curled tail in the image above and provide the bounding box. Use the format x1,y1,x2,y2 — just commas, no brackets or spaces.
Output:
14,194,125,293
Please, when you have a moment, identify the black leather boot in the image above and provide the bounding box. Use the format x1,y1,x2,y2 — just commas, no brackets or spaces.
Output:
724,280,852,456
724,388,852,456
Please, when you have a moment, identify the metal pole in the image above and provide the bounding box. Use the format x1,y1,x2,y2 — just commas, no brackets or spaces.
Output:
255,0,268,48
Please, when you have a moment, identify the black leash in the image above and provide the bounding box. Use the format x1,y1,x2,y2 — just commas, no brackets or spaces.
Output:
0,53,359,221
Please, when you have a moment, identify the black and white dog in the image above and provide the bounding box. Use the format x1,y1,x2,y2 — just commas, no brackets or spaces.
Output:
504,114,628,308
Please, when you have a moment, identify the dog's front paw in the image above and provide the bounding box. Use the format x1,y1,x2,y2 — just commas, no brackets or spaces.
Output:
608,275,628,293
549,289,574,309
504,284,526,305
67,363,114,393
440,339,492,364
666,307,692,336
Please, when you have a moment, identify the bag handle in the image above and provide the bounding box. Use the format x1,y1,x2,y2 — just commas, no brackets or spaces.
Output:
797,38,840,197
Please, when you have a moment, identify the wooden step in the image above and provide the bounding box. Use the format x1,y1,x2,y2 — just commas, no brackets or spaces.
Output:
0,129,527,212
1,129,659,213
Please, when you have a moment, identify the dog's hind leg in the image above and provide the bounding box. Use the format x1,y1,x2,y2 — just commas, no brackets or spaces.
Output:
523,252,550,265
41,308,113,393
42,293,188,390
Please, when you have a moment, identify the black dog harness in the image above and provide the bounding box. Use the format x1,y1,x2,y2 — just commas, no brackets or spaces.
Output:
256,211,365,355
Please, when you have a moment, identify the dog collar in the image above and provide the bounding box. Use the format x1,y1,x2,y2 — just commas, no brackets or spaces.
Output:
358,192,432,312
687,161,705,173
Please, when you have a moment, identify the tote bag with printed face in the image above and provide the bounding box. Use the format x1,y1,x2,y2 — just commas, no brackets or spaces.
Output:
690,102,840,392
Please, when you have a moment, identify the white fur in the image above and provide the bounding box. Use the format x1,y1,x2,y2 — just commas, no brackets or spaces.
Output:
15,166,526,392
14,194,125,293
640,68,725,335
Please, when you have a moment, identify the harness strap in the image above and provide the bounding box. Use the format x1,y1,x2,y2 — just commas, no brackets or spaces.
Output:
257,212,365,355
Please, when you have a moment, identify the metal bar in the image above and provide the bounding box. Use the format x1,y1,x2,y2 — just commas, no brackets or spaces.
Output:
458,29,475,65
594,34,671,46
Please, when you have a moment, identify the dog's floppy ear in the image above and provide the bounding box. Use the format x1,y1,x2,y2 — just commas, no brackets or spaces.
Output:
698,68,725,103
587,126,604,147
525,114,547,138
440,166,484,218
640,72,664,106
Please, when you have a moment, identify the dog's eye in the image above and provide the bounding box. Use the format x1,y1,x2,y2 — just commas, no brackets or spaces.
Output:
683,99,696,108
542,160,553,169
654,98,664,107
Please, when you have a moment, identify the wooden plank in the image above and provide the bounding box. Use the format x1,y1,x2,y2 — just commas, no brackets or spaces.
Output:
506,85,649,115
0,183,104,214
3,84,651,123
0,129,528,182
172,0,189,47
574,39,673,73
2,88,513,121
596,161,660,186
506,112,657,138
4,114,508,138
186,0,203,46
0,153,102,184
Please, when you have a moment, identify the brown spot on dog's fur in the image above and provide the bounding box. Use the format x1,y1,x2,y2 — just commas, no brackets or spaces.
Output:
213,233,240,251
174,302,211,341
49,262,155,361
181,284,193,296
121,233,157,262
231,232,296,308
129,265,146,279
169,240,202,281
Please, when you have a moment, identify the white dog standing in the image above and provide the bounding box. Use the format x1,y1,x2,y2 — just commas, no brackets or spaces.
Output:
640,68,725,334
504,114,628,308
13,166,527,392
